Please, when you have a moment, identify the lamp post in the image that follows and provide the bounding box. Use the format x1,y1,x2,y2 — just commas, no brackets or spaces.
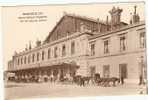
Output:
140,56,145,85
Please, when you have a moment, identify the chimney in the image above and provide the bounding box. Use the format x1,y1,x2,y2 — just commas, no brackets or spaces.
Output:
130,13,133,24
36,39,41,47
97,18,101,32
132,5,140,24
134,5,137,15
29,41,32,50
109,6,123,30
106,16,109,31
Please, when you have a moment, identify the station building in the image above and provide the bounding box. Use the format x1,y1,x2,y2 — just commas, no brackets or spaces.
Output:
7,6,146,83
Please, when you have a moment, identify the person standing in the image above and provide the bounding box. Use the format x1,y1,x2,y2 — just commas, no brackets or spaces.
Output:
120,75,124,85
139,75,143,85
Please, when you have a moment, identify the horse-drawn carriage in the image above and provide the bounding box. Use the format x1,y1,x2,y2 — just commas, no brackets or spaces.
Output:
72,73,120,87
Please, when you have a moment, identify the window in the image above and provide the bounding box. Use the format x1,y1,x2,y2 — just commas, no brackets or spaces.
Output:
103,65,110,78
120,36,126,51
54,47,58,58
62,44,66,56
17,58,20,65
140,32,146,48
119,64,127,78
24,56,26,64
42,51,45,60
104,40,109,54
37,52,40,61
90,43,95,56
90,66,96,77
28,55,30,64
48,49,50,59
21,57,23,64
71,41,75,55
32,54,35,62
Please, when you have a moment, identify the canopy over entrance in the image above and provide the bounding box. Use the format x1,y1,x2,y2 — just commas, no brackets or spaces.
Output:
9,62,80,73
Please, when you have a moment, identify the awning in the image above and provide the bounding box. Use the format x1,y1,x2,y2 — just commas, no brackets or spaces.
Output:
9,62,80,73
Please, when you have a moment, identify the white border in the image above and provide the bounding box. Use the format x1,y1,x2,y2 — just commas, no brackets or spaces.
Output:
0,0,148,100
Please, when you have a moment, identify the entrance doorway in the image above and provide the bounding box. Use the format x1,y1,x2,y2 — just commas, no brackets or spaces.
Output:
119,64,128,78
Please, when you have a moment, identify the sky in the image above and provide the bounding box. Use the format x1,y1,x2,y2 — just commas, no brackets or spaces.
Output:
1,2,145,70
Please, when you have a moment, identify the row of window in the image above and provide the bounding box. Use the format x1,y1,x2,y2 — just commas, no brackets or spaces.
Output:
17,41,75,65
90,32,146,56
90,63,128,78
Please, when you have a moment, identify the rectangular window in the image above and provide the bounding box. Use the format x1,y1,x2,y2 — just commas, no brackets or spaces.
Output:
62,44,66,56
119,64,127,78
140,32,146,48
54,47,58,58
48,49,50,59
71,41,75,55
90,43,95,56
120,36,126,51
103,65,110,78
104,40,109,54
89,66,96,77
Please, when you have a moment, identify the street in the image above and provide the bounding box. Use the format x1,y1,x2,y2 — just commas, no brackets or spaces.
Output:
4,82,147,100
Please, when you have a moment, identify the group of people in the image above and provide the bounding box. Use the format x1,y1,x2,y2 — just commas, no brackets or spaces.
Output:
7,72,133,87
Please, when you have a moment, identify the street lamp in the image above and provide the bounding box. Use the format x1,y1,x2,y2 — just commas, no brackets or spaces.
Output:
140,56,145,85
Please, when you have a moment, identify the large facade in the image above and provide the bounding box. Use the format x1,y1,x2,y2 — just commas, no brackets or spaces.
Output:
7,6,146,83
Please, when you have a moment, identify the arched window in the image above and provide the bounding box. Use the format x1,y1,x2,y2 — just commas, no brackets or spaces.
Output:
17,58,20,65
24,56,26,64
54,47,58,58
37,52,40,61
21,57,23,64
32,54,35,62
62,44,66,56
48,49,50,59
42,51,45,60
71,41,75,55
28,55,31,64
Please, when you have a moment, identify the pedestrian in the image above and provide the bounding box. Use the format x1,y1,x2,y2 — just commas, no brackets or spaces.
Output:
139,75,143,85
80,77,85,87
120,76,124,85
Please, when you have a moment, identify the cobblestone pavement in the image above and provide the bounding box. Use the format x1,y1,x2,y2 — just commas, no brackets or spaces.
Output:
4,82,147,100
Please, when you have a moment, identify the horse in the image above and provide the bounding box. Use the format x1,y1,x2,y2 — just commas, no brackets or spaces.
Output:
96,77,120,87
73,75,81,85
82,76,91,85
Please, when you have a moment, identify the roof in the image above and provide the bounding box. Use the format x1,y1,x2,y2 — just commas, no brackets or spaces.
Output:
88,21,145,40
44,12,108,43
